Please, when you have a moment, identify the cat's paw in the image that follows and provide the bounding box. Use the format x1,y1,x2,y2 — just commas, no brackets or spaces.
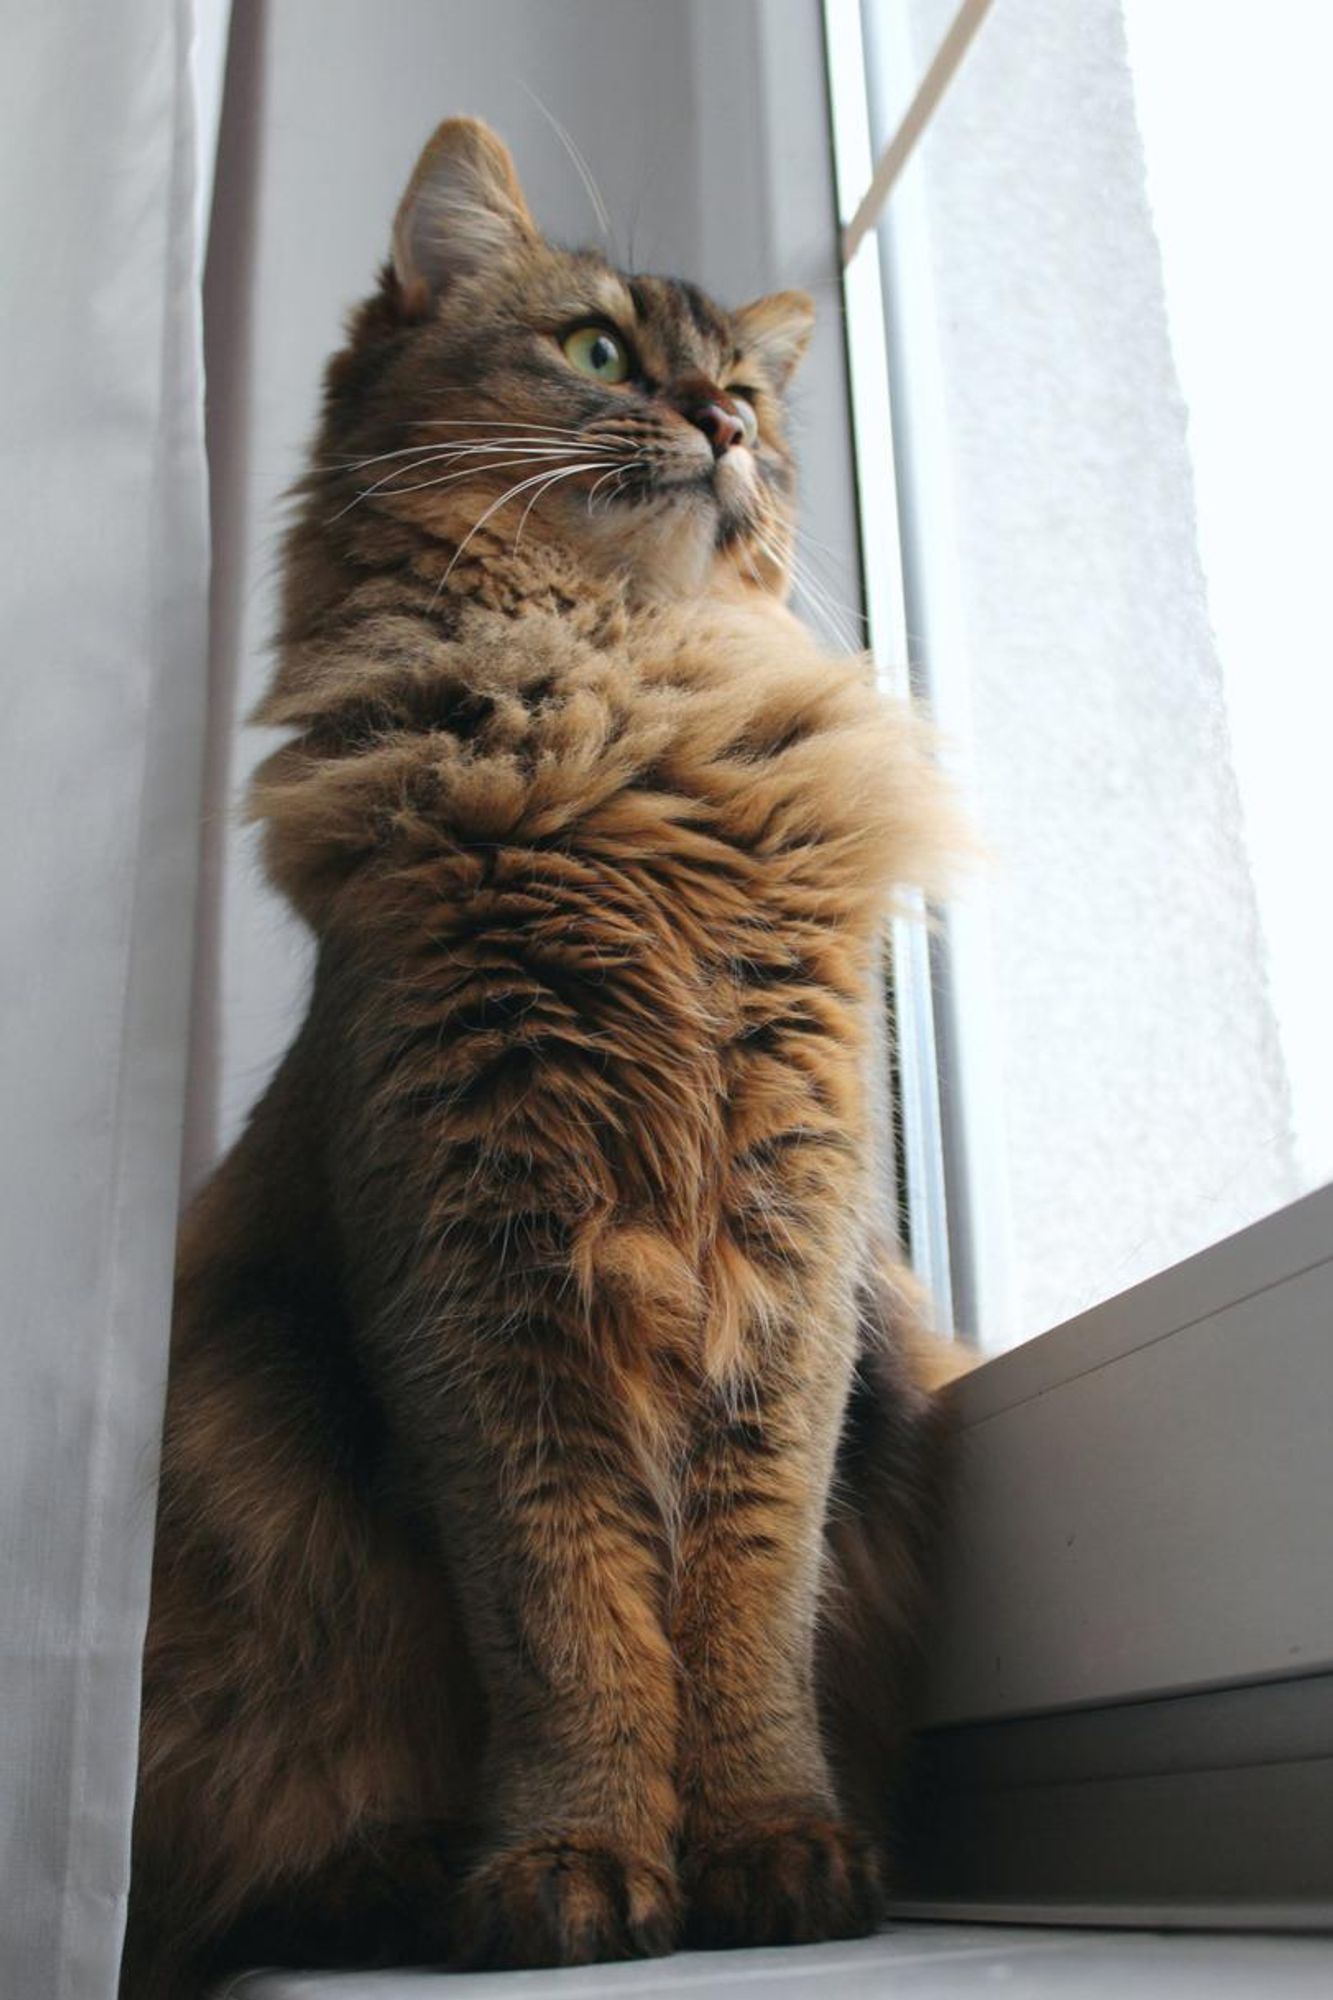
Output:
684,1815,884,1948
453,1837,680,1969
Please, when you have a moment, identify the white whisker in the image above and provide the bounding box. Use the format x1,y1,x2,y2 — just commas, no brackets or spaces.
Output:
369,453,588,503
749,527,863,652
585,459,645,514
326,443,626,523
412,419,619,439
331,455,562,523
325,434,622,478
513,460,600,552
433,461,607,602
519,83,615,245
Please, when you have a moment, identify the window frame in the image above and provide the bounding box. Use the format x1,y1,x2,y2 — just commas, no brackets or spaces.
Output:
903,1180,1333,1923
826,0,1011,1342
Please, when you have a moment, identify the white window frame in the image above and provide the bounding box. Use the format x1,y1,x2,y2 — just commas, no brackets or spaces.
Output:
719,0,1333,1918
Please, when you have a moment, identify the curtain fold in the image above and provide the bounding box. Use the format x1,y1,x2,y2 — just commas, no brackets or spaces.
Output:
0,2,222,1992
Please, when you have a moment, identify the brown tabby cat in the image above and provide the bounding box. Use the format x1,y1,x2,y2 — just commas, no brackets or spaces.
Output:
121,119,962,1996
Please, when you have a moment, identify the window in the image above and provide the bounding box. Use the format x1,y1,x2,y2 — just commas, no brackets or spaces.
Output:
830,0,1332,1353
824,0,1333,1920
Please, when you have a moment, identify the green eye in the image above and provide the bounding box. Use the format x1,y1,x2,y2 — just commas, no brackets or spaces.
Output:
562,324,631,384
731,393,759,448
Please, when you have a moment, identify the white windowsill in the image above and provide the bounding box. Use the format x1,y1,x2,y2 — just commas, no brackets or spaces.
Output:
925,1182,1333,1725
224,1921,1333,1997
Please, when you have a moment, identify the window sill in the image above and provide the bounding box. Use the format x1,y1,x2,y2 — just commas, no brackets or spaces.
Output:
898,1183,1333,1912
223,1921,1333,1996
927,1182,1333,1723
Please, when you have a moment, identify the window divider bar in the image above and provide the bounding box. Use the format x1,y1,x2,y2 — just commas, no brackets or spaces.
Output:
842,0,997,264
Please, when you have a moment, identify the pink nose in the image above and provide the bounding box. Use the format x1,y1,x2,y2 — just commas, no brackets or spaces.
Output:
690,401,745,458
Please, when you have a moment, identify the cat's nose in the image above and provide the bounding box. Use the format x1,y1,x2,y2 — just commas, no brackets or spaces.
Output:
690,401,745,459
670,374,747,459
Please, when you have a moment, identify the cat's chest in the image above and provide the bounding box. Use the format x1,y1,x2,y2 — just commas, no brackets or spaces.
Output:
530,641,895,942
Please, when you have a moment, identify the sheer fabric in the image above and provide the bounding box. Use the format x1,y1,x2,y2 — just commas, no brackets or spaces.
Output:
0,3,222,1992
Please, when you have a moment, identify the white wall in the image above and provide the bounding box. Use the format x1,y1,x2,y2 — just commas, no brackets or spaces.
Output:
186,0,857,1182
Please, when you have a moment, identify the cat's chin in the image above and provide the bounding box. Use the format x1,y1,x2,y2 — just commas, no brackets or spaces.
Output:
559,452,766,601
570,480,720,599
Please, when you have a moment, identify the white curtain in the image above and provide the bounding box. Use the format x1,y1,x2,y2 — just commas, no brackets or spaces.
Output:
0,3,224,1993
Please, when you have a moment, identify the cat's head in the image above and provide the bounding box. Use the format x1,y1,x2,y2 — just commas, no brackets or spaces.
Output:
319,118,814,603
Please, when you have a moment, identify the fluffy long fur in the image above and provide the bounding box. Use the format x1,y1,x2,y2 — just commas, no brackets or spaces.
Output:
122,118,965,1995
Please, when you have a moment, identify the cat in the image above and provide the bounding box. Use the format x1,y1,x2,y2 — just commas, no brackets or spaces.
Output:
120,117,964,1996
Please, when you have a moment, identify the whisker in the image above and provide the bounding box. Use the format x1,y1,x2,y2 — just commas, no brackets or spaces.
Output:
789,568,863,652
433,461,607,602
367,453,591,502
585,459,645,514
323,434,623,477
790,559,864,641
748,527,862,651
327,449,606,524
411,419,621,440
794,535,869,624
520,82,615,247
513,459,601,552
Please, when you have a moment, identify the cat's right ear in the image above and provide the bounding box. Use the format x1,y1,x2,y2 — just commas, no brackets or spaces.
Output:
391,118,537,311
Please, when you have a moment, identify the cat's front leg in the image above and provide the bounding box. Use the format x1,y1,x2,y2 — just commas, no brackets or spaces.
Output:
673,1367,884,1948
389,1326,683,1970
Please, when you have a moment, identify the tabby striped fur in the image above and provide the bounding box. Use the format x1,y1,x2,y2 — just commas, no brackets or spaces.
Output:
122,118,963,1993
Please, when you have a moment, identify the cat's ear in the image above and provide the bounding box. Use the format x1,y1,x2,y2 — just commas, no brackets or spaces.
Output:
732,291,816,390
392,118,538,307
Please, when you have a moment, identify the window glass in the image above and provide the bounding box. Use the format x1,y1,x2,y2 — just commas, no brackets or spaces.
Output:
856,0,1331,1348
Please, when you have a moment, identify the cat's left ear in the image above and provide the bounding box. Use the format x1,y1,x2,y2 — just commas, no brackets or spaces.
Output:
732,290,816,390
392,117,538,309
